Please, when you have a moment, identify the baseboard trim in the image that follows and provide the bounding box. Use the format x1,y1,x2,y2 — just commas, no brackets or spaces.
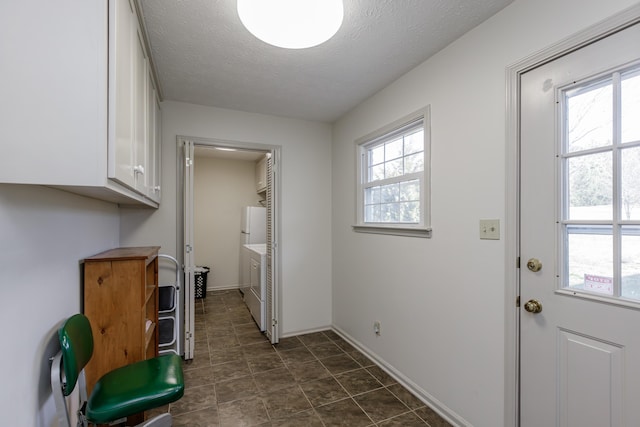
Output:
207,284,242,292
330,325,471,427
280,325,333,339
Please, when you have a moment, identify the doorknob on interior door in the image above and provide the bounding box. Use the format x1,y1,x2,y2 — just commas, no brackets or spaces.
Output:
526,258,542,272
524,299,543,314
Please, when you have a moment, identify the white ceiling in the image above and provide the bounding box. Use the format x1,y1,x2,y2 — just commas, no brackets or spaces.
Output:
139,0,513,123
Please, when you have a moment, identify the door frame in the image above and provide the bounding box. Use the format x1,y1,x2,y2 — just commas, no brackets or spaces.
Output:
505,5,640,425
175,135,283,346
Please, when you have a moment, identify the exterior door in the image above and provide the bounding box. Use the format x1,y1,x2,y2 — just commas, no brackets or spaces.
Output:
520,23,640,426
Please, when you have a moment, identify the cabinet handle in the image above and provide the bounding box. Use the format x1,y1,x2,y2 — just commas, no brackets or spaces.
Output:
134,165,145,175
154,186,161,192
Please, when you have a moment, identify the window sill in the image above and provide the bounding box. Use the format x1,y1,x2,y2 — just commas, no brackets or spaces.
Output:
352,224,432,238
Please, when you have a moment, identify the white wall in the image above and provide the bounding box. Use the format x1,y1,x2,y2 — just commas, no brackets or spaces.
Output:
0,185,119,426
121,101,333,335
193,156,259,289
331,0,639,426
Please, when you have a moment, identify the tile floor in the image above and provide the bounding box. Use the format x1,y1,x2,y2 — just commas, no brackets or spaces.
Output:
151,289,452,427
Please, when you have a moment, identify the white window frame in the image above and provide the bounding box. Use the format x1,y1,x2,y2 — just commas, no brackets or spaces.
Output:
556,64,640,307
353,106,432,238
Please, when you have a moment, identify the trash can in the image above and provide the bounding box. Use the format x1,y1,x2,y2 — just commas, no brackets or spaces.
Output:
194,266,210,299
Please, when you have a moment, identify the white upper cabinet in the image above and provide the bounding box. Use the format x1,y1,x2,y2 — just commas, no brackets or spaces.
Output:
0,0,162,207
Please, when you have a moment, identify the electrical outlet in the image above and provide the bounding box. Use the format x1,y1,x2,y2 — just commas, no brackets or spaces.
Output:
373,320,381,336
479,219,500,240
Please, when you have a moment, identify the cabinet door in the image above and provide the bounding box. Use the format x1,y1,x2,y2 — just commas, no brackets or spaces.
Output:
109,0,136,189
154,97,162,199
109,0,150,196
133,27,148,195
146,72,162,203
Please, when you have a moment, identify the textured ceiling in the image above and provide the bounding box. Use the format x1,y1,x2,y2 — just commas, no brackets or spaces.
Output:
139,0,513,123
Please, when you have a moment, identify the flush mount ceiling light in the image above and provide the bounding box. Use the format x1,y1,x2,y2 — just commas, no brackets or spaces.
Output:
237,0,344,49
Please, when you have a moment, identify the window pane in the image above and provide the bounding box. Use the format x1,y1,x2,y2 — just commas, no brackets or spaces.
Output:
381,183,399,203
400,201,420,223
370,163,385,181
385,138,403,160
621,146,640,220
566,81,612,152
365,187,381,205
621,226,640,300
404,130,423,155
385,158,403,178
370,144,384,165
621,71,640,144
565,228,613,294
404,152,424,174
365,204,380,222
567,152,612,220
380,203,399,222
399,179,419,202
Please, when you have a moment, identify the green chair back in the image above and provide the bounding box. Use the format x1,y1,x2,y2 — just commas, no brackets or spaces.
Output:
58,314,94,396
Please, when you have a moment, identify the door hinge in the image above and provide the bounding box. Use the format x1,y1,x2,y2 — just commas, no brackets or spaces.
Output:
186,245,192,253
516,296,521,307
186,157,193,167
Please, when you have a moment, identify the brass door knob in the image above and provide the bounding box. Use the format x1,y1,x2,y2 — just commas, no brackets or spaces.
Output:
526,258,542,272
524,299,543,314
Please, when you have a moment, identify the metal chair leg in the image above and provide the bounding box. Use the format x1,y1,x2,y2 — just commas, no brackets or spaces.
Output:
136,413,172,427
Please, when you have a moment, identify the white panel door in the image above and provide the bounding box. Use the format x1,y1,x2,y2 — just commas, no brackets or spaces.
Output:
520,23,640,426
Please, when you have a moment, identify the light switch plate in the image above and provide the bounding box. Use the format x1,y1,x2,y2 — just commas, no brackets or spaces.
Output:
480,219,500,240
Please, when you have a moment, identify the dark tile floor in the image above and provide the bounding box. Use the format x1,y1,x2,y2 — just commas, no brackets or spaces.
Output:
151,289,452,427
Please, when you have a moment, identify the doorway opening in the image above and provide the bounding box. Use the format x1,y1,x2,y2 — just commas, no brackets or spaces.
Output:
177,136,282,360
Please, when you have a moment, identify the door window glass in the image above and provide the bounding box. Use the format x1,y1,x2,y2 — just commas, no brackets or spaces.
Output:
567,152,612,220
566,227,613,294
560,64,640,302
621,146,640,220
621,70,640,144
621,227,640,299
566,79,612,153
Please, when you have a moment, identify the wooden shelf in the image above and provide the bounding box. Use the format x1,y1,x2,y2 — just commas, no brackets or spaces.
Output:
84,246,161,262
145,321,156,350
145,285,155,305
83,246,160,396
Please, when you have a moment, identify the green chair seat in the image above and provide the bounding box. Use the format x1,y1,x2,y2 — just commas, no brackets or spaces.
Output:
52,314,184,426
87,354,184,424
